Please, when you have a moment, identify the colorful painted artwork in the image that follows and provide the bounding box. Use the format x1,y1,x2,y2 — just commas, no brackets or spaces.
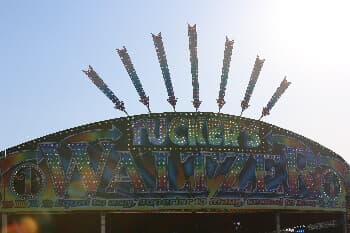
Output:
0,113,347,212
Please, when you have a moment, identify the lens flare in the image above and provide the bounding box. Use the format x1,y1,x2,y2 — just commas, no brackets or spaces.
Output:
19,217,39,233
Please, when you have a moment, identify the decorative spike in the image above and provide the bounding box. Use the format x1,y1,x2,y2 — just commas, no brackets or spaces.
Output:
82,65,128,115
240,55,265,116
260,76,291,120
117,47,151,113
188,24,201,111
217,36,234,112
152,32,177,111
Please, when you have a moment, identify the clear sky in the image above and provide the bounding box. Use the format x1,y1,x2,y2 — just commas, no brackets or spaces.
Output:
1,0,349,162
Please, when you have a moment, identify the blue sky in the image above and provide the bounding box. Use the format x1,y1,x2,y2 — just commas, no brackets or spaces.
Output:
1,0,349,161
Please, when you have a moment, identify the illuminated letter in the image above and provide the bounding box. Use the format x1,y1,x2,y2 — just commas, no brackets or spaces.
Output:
132,119,147,145
194,152,207,191
239,124,261,148
264,155,283,192
244,126,260,148
287,148,317,195
221,153,248,191
106,151,145,193
322,168,342,200
147,118,167,145
207,118,223,146
223,119,239,147
168,117,187,146
180,152,208,192
153,151,170,191
254,154,265,192
188,117,206,146
298,150,317,194
286,147,298,194
40,142,112,198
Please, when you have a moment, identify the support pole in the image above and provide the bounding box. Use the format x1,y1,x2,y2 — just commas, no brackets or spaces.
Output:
344,213,348,233
276,213,280,233
2,213,8,233
101,213,106,233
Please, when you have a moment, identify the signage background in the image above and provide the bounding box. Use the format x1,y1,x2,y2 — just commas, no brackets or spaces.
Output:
0,113,348,212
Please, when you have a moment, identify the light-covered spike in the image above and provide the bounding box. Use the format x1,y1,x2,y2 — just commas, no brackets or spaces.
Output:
241,55,265,115
82,65,128,115
188,24,201,111
260,76,291,119
152,32,177,111
117,47,151,113
217,36,234,112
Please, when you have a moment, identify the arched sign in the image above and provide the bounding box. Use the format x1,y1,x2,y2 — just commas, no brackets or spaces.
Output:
0,112,348,212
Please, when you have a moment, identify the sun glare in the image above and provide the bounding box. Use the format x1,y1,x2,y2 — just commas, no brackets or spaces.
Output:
268,0,350,67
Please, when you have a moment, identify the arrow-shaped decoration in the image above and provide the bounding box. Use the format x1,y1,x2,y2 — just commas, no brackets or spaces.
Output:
217,36,234,112
152,32,177,111
240,55,265,116
260,76,291,120
117,47,151,113
188,24,201,111
82,65,128,115
63,125,122,143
